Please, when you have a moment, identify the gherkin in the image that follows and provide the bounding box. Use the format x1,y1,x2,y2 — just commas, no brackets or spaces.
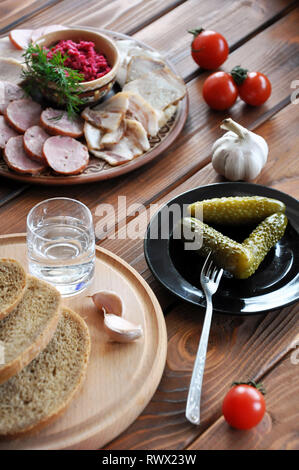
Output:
188,196,286,225
180,212,288,279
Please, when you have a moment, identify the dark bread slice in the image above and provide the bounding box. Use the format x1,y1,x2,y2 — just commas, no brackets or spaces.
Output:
0,307,90,436
0,258,26,320
0,275,61,384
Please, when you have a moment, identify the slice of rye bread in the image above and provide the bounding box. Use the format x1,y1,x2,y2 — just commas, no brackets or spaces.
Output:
0,307,91,437
0,275,61,385
0,258,27,320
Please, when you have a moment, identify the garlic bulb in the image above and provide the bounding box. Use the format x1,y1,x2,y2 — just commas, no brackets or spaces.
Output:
212,118,268,181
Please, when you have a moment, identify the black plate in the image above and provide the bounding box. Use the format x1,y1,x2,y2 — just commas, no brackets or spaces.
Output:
144,182,299,314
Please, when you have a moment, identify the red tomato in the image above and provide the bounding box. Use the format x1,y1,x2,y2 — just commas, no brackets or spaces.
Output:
202,71,238,110
237,72,271,106
189,28,229,69
222,384,266,430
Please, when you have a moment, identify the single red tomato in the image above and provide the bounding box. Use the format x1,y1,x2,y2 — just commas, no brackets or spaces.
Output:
222,383,266,430
202,71,238,110
189,28,229,69
230,67,271,106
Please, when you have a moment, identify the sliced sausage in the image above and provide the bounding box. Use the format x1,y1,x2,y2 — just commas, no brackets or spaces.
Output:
4,135,46,175
0,115,18,149
23,125,50,163
9,29,33,50
43,136,89,175
0,81,24,114
40,108,84,138
5,98,42,133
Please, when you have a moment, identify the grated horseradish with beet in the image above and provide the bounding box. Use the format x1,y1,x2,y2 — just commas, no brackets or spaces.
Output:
47,39,111,82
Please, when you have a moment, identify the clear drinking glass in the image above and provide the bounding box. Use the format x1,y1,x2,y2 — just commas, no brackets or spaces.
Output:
27,197,95,297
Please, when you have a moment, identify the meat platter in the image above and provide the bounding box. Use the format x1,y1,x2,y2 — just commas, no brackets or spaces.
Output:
0,26,188,185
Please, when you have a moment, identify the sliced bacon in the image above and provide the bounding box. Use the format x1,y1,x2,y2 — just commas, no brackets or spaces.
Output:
9,29,33,50
4,135,46,174
43,136,89,175
0,81,24,114
23,125,50,163
0,115,18,149
40,108,84,138
90,150,133,167
5,98,42,133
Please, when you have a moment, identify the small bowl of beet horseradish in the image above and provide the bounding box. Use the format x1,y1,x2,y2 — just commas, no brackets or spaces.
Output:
35,28,120,105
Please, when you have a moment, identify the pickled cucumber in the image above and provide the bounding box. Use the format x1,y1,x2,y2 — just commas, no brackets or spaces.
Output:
181,217,253,278
180,212,288,279
242,212,288,277
188,196,285,225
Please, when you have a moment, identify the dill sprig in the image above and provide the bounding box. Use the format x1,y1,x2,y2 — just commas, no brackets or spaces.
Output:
21,44,85,118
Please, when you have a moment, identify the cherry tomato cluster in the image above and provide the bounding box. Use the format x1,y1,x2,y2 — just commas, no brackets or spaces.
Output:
189,28,272,110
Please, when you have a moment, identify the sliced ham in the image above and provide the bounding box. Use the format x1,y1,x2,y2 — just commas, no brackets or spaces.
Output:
43,136,89,175
4,135,46,174
0,115,18,149
23,125,50,162
0,81,24,114
5,98,42,133
40,108,84,138
9,29,33,50
31,25,68,43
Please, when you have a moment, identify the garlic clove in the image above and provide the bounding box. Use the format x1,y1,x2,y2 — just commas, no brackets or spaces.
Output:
91,291,123,316
103,310,143,343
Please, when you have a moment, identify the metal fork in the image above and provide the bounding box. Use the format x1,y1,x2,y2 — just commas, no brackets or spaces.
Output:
185,252,223,425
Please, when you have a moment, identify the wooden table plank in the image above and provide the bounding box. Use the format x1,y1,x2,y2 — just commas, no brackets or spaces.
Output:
106,302,299,449
0,0,60,34
12,0,187,35
188,348,299,450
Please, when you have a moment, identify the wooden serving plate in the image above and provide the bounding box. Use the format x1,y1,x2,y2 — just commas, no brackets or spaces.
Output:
0,27,188,185
0,234,167,450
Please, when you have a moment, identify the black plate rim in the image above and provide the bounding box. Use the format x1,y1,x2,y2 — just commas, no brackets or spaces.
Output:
144,182,299,315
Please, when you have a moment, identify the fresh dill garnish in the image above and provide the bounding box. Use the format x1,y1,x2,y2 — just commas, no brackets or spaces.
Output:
21,44,85,118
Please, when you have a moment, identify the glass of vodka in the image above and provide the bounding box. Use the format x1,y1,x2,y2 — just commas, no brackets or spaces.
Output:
27,197,95,297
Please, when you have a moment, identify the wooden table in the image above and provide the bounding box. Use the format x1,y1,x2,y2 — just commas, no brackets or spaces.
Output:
1,0,299,451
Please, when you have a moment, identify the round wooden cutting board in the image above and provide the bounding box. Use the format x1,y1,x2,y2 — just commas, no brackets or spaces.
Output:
0,234,167,450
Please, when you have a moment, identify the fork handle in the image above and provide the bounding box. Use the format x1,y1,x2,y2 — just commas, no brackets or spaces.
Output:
185,294,213,425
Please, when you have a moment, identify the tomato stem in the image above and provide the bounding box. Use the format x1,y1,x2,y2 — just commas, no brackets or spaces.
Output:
232,380,266,395
230,65,248,86
188,28,205,37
